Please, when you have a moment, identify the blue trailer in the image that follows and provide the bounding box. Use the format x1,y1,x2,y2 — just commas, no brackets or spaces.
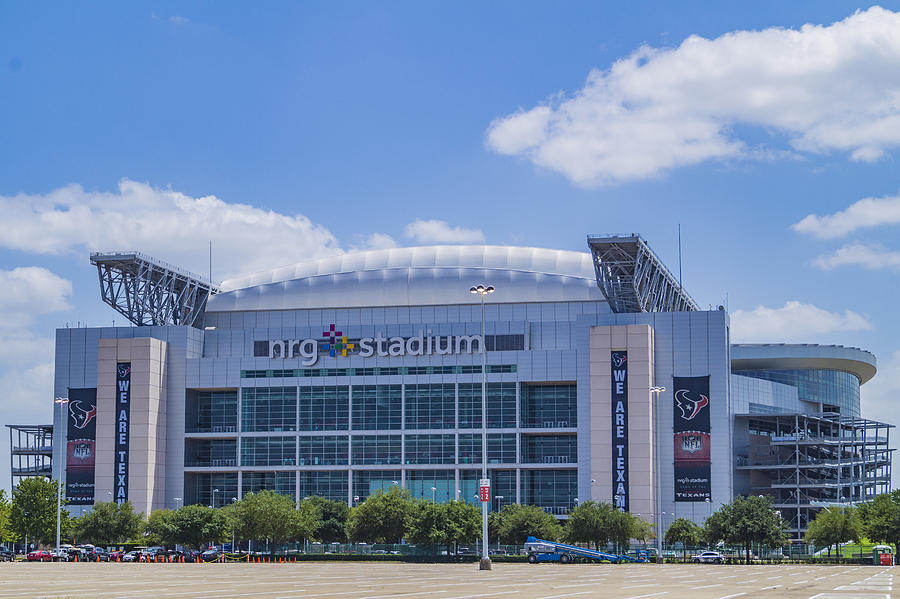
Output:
524,537,649,564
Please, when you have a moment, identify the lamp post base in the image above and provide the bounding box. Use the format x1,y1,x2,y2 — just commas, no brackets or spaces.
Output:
479,557,492,570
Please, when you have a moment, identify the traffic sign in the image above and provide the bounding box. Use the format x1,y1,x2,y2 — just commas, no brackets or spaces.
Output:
479,478,491,502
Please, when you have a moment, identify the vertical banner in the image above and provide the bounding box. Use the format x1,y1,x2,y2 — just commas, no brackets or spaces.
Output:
673,376,711,501
66,388,97,505
114,363,131,505
611,351,628,511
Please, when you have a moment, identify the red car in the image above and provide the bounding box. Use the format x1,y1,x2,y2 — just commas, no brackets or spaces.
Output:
27,550,52,562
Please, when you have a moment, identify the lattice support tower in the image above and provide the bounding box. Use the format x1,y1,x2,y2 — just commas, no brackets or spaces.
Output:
90,251,220,327
587,234,699,313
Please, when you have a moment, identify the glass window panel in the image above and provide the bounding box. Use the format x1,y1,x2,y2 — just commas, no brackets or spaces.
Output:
351,435,401,465
458,433,517,465
299,386,349,431
240,437,296,467
352,470,401,501
406,470,455,502
191,472,238,508
404,384,455,429
459,383,516,429
521,435,577,464
187,390,238,433
351,385,402,430
404,434,455,465
241,387,297,432
242,471,296,499
298,471,348,502
522,469,577,515
184,439,236,467
520,384,577,428
298,436,349,466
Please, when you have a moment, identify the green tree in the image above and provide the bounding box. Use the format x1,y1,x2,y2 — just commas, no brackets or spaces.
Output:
10,477,66,547
234,491,318,549
565,501,614,550
144,508,177,547
495,504,563,545
0,490,13,545
71,501,144,546
407,500,481,555
346,487,414,544
804,506,861,557
712,495,786,564
169,504,228,550
609,510,649,553
665,518,704,559
302,496,350,544
858,490,900,552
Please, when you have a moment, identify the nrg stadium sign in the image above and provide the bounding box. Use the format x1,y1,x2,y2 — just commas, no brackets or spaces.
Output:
266,324,483,366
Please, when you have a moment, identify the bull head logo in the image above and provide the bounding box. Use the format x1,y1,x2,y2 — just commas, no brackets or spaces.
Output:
675,389,708,421
612,352,627,368
69,401,97,430
117,364,130,378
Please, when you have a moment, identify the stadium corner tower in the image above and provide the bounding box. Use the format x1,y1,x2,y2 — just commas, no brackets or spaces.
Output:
48,234,890,539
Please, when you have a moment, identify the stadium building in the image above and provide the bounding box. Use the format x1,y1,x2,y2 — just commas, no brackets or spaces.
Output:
18,234,891,539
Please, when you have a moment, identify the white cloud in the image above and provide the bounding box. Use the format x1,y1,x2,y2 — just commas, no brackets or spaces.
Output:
169,15,189,26
0,179,341,280
403,219,485,244
487,7,900,186
731,301,871,343
813,242,900,271
0,267,72,328
363,233,398,250
792,191,900,239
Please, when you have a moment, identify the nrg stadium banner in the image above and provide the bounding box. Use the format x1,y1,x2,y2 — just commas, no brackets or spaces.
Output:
114,363,131,505
611,351,629,511
65,388,97,505
673,376,711,502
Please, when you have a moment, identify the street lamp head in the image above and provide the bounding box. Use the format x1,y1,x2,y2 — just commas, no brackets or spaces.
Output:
469,285,495,296
54,397,69,404
650,386,666,394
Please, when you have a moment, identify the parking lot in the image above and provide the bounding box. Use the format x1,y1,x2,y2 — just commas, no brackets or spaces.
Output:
0,562,894,599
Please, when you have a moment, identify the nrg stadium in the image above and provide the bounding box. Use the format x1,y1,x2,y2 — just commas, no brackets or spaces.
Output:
8,233,891,540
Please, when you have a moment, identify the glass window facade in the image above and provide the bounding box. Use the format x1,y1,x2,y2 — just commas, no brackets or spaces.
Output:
299,386,349,431
242,471,296,498
405,384,455,429
521,384,577,428
404,434,455,464
241,387,297,432
352,385,402,430
523,469,577,514
458,383,516,429
736,369,861,417
521,435,577,464
352,470,400,500
458,433,517,465
240,437,296,467
406,470,455,502
184,439,236,467
192,472,238,508
187,390,237,433
351,435,401,465
298,471,348,502
298,436,349,466
460,469,516,511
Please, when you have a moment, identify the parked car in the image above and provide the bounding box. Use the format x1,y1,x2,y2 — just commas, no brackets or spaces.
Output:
0,547,15,562
201,549,221,562
122,550,141,562
27,550,52,562
691,551,725,564
66,547,89,561
108,550,126,562
50,549,70,562
88,548,110,562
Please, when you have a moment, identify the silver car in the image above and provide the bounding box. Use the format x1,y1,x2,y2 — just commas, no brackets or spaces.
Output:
691,551,725,564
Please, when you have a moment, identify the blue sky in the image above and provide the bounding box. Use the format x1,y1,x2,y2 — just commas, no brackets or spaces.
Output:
2,2,900,493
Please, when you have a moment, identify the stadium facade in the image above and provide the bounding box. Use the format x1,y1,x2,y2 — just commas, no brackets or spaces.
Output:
36,235,891,538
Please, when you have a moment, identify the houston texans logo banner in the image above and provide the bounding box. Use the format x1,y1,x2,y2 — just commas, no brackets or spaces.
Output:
673,376,711,502
114,363,131,505
611,351,629,511
66,388,97,505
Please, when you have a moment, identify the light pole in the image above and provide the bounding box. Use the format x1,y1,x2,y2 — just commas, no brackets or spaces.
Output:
431,486,437,503
650,386,666,563
232,497,238,551
470,283,494,571
173,497,183,509
54,397,69,549
212,488,220,508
